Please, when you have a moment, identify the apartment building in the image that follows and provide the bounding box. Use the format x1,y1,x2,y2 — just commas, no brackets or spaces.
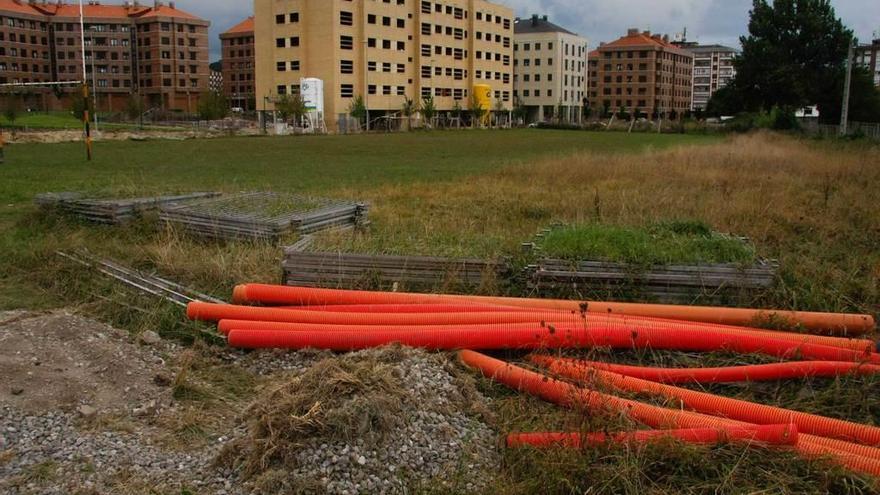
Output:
254,0,514,131
588,29,693,118
675,43,736,111
220,16,254,110
512,14,588,124
855,37,880,87
0,0,209,112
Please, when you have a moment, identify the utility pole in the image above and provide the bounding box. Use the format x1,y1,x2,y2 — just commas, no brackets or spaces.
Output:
89,27,99,134
79,0,92,160
840,38,855,136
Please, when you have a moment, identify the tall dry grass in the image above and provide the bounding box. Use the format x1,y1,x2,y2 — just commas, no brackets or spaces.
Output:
316,132,879,313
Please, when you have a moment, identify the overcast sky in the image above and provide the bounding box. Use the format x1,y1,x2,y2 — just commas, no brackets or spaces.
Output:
178,0,880,61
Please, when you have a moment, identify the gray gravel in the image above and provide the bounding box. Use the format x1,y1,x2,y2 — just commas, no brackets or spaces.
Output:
0,406,240,494
0,349,500,495
235,349,500,495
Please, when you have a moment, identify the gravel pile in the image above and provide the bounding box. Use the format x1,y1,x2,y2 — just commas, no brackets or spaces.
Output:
230,348,500,495
0,406,238,495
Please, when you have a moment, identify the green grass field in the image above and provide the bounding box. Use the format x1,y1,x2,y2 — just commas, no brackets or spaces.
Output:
0,129,712,204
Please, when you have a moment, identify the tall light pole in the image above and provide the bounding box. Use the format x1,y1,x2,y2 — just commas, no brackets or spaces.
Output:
79,0,92,160
840,38,855,136
89,26,99,133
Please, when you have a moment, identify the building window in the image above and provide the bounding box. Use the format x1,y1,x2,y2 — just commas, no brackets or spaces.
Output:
340,11,353,26
340,84,354,98
340,36,353,50
340,60,353,74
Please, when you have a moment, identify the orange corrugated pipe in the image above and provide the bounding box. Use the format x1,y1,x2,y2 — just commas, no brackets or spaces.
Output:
529,355,880,448
552,360,880,384
212,317,874,353
506,424,799,449
232,284,876,335
459,350,880,476
280,303,550,313
222,323,880,364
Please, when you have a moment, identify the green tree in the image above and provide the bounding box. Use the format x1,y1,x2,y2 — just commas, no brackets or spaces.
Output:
820,66,880,124
731,0,853,120
276,93,307,124
348,95,367,129
421,96,437,129
197,91,228,120
469,94,486,128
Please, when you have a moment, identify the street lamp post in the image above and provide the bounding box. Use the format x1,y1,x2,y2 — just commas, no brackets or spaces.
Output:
89,26,99,133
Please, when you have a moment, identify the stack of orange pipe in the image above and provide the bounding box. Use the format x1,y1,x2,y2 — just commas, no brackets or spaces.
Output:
184,284,879,477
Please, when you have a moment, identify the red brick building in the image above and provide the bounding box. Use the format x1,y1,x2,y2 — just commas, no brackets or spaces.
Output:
0,0,209,112
588,29,693,118
219,16,254,111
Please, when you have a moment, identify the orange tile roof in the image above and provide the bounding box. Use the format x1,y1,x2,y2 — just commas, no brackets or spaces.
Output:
222,16,253,35
0,0,42,15
2,1,203,21
599,30,690,55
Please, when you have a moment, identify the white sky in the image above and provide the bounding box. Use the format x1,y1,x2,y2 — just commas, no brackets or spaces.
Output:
176,0,880,61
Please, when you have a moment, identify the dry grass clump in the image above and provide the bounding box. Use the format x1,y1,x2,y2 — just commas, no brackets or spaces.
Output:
221,347,410,479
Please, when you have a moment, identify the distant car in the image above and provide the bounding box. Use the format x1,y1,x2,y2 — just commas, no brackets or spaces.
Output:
230,107,244,113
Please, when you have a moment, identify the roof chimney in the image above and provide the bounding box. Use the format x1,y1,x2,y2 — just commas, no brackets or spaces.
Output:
542,15,548,21
627,28,639,36
531,14,539,27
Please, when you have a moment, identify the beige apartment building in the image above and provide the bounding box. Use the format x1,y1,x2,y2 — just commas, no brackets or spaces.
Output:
588,29,693,119
254,0,514,131
513,15,588,124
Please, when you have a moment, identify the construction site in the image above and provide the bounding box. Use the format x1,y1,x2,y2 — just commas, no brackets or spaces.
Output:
0,127,877,494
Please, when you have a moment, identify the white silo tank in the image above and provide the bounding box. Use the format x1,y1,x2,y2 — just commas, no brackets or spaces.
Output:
300,78,324,114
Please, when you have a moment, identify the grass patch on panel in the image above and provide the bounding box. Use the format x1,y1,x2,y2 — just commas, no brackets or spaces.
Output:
537,220,757,266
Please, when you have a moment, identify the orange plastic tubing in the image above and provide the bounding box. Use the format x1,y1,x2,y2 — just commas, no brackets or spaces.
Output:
459,350,880,476
214,315,873,353
223,324,880,363
506,424,799,449
281,303,550,313
188,302,580,326
552,360,880,384
530,355,880,448
232,284,876,335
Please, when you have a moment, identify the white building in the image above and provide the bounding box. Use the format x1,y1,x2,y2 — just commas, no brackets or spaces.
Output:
682,44,737,111
513,15,588,123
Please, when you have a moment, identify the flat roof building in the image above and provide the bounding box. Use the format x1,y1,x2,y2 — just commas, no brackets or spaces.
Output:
0,0,210,112
588,29,693,118
513,14,588,124
680,43,737,111
254,0,514,131
220,16,254,111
